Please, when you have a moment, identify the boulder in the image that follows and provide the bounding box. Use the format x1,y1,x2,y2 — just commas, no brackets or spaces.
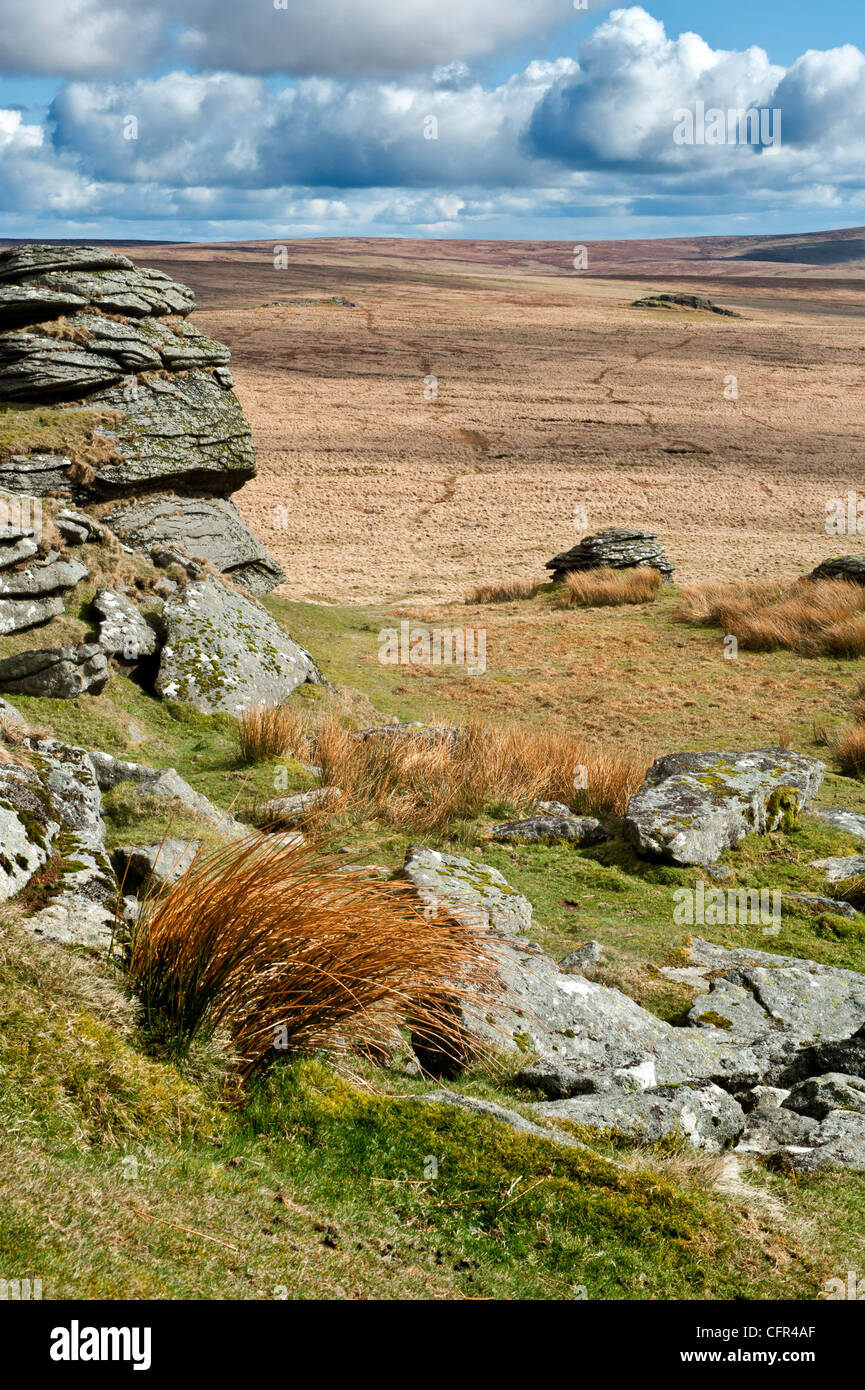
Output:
534,1081,746,1153
0,738,117,948
400,845,533,935
0,245,195,319
809,555,865,585
155,576,323,714
489,814,611,846
0,554,87,598
76,371,255,498
56,508,105,546
559,940,605,972
102,495,285,595
113,839,202,891
257,787,341,826
92,588,157,660
0,532,38,569
0,593,65,635
514,1059,607,1100
689,960,865,1058
782,1072,865,1121
88,749,245,838
632,293,739,317
623,748,824,866
734,1108,819,1155
546,527,674,581
0,644,108,698
814,806,865,841
811,854,865,882
782,891,859,920
779,1111,865,1172
0,454,74,496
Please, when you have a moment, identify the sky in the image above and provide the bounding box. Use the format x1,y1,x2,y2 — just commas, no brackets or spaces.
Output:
0,0,864,242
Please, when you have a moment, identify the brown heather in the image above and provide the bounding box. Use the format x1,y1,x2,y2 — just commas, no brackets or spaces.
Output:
674,577,865,656
465,577,543,604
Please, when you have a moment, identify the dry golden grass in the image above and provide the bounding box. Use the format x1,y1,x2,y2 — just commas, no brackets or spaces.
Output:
127,832,499,1078
236,701,308,764
465,577,543,604
825,721,865,778
555,566,662,608
674,577,865,655
308,717,647,830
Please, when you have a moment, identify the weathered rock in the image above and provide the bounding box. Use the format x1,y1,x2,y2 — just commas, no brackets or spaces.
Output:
810,854,865,882
92,588,157,660
746,1085,790,1111
514,1059,608,1099
0,554,87,597
632,293,739,317
0,739,117,948
490,814,611,846
779,1111,865,1171
258,787,341,826
559,940,605,972
400,845,533,935
809,555,865,585
814,806,865,841
356,723,463,745
0,244,195,319
624,748,824,866
534,1081,746,1153
113,839,201,891
783,891,860,920
536,800,574,817
56,508,105,546
75,371,256,498
735,1108,818,1155
0,532,38,569
546,527,674,581
88,749,245,838
786,1027,865,1083
782,1072,865,1120
155,576,323,714
0,644,108,698
0,453,74,496
689,960,865,1057
102,495,285,595
0,314,230,399
0,593,65,634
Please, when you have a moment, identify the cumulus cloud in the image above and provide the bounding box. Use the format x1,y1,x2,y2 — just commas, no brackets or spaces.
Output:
4,7,865,237
0,0,571,78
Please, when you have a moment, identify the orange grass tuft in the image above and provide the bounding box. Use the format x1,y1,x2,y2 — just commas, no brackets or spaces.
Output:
236,701,308,764
127,833,500,1079
674,577,865,655
465,577,543,604
555,566,662,608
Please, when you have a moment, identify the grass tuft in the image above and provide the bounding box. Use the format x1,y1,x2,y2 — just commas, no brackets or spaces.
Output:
555,566,662,608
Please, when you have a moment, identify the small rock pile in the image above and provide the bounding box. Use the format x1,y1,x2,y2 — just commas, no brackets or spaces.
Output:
809,554,865,585
631,292,739,317
546,527,674,581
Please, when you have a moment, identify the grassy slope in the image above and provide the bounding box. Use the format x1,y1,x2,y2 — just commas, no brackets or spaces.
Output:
5,489,865,1297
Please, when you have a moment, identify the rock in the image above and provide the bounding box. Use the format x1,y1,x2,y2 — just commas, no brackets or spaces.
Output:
735,1108,818,1155
0,644,108,698
0,245,194,319
559,940,605,971
257,787,341,826
0,738,118,948
411,1089,588,1152
0,554,87,598
0,532,38,569
689,960,865,1057
704,864,734,883
814,806,865,841
74,371,255,498
796,1026,865,1081
400,845,533,935
808,555,865,585
514,1059,607,1099
356,723,463,745
810,855,865,882
92,588,157,660
783,891,860,920
747,1085,790,1111
623,748,825,866
102,495,285,595
782,1072,865,1120
536,800,573,817
779,1111,865,1171
0,454,74,496
632,293,739,317
113,839,201,891
0,695,25,726
87,749,245,838
56,509,105,546
155,576,323,714
0,593,65,635
546,528,674,581
489,814,611,846
534,1081,746,1153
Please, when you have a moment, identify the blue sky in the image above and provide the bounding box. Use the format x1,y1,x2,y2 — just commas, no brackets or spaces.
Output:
1,1,864,242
